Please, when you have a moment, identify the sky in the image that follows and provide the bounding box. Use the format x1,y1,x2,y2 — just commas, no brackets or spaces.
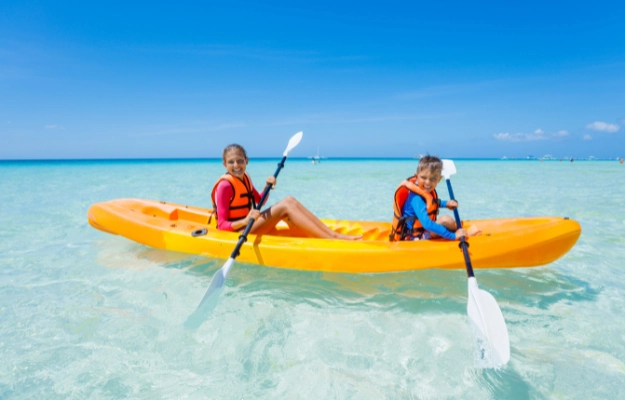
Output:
1,0,624,159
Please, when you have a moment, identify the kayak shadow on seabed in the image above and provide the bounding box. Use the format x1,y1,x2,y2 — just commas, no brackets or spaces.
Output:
94,241,600,333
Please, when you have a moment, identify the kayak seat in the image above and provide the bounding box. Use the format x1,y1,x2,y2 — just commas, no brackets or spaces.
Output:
141,205,179,221
177,208,213,225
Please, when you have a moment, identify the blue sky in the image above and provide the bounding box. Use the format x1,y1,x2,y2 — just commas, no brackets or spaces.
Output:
1,0,624,159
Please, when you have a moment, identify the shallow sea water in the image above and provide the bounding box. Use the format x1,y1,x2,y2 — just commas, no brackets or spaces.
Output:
1,158,624,399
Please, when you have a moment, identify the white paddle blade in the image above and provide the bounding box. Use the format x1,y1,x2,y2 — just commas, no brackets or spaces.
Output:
283,131,303,156
467,277,510,367
221,257,235,278
442,159,457,180
183,258,233,329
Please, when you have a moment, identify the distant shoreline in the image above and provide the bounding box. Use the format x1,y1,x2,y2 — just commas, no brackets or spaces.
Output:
1,157,622,163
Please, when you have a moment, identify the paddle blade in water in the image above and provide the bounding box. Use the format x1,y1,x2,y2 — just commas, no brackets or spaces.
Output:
467,277,510,367
183,258,233,329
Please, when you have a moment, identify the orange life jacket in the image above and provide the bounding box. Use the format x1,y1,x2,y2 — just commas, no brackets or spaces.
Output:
210,173,256,223
389,176,440,241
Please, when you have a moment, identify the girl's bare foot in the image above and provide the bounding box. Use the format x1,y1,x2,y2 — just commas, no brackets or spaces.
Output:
333,232,362,240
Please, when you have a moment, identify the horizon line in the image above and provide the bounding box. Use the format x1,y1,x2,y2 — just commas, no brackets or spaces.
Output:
1,156,622,162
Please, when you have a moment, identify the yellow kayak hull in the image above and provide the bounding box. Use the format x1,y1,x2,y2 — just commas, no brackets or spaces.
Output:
88,199,581,273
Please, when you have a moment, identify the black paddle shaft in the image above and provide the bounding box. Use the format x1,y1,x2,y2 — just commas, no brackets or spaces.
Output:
229,156,288,258
445,179,475,278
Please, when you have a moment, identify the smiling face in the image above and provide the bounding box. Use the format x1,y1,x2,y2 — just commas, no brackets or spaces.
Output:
223,149,248,179
416,167,442,191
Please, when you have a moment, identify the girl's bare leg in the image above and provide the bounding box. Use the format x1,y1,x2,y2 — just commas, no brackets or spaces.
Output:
250,196,360,240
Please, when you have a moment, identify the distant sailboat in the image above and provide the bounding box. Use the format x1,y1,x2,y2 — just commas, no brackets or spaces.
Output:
311,146,321,164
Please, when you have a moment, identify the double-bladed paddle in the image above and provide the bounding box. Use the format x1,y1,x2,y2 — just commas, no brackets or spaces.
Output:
442,159,510,367
184,131,304,329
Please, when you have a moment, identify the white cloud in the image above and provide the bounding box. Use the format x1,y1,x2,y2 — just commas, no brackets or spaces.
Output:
495,128,571,142
586,121,619,133
45,124,64,130
494,133,516,141
583,134,592,140
494,131,548,142
136,121,247,137
137,44,366,63
269,112,461,126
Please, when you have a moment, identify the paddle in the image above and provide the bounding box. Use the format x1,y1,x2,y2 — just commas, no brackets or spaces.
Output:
442,159,510,367
184,131,304,329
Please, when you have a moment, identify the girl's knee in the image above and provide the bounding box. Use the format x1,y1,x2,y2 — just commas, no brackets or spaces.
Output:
282,196,300,207
272,196,298,214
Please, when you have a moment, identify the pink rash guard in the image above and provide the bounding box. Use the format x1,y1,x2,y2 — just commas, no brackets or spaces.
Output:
214,179,262,231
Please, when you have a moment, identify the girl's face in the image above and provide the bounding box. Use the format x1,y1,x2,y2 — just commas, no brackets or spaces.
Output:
416,168,442,192
223,149,248,178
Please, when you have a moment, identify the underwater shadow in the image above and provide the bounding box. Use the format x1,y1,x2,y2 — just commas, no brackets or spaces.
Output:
96,241,600,319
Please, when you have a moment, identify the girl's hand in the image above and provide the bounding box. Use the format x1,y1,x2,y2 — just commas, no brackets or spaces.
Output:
246,209,260,223
266,176,276,189
446,200,458,210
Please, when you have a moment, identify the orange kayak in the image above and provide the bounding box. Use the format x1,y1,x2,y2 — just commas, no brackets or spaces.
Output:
88,198,581,273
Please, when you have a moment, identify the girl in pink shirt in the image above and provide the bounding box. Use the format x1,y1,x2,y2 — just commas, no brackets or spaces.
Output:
212,144,360,240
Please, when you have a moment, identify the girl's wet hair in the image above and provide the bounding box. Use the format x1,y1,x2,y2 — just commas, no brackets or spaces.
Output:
417,155,443,174
222,144,248,161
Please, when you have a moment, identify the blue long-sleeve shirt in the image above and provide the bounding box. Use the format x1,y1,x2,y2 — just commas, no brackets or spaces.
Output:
402,192,456,240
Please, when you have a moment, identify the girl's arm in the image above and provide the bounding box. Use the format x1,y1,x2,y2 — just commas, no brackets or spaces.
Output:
215,181,236,231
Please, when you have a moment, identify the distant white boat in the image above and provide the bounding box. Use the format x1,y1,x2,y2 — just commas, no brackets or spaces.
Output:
311,146,322,164
543,154,554,160
501,156,508,160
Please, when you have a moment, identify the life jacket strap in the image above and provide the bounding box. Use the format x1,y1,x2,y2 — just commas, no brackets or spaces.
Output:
389,215,425,241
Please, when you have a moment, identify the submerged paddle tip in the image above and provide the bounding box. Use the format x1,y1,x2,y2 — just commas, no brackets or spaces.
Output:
467,277,510,368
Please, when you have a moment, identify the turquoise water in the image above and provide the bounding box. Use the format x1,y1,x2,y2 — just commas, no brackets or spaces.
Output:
1,158,624,399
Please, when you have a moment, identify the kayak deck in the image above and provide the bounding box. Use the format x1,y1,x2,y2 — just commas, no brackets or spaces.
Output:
88,199,581,273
